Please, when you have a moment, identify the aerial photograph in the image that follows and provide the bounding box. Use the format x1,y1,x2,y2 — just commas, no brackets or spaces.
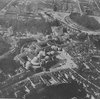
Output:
1,0,100,99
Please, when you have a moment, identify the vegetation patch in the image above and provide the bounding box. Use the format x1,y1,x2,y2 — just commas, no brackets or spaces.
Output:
69,13,100,31
0,36,11,56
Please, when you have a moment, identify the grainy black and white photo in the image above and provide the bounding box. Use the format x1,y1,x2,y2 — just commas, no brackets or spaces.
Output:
0,0,100,99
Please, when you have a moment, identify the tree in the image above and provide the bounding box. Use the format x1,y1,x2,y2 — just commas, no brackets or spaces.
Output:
26,4,33,13
53,4,57,11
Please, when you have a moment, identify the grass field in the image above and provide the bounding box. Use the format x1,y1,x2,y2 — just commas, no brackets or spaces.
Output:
0,0,11,10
